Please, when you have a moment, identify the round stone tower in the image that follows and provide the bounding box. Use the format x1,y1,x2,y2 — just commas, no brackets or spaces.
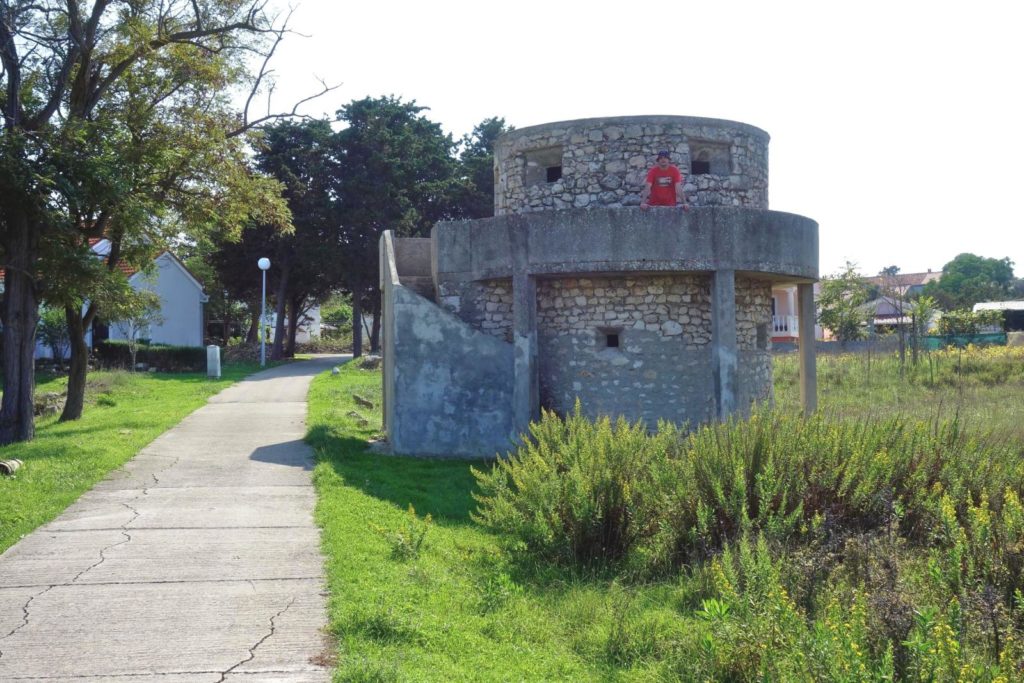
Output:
494,115,769,214
380,115,819,457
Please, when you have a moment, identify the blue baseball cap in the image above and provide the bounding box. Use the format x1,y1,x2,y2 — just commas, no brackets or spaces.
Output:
656,150,671,159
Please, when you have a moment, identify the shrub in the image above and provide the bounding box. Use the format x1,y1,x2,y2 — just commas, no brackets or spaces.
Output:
473,406,1024,578
95,339,206,372
472,404,684,572
38,307,70,363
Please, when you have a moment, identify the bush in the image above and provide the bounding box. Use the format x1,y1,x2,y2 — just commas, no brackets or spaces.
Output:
473,406,1024,578
95,339,206,372
38,307,70,362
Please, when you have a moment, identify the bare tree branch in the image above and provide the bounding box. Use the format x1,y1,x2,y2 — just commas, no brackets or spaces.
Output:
229,78,341,138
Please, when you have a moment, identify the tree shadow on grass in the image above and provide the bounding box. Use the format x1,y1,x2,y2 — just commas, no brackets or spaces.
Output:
308,425,494,526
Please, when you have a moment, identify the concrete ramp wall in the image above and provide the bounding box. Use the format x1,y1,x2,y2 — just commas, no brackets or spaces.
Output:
381,232,515,457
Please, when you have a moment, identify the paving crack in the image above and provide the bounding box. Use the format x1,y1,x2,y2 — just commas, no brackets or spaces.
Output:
147,456,179,492
69,501,139,584
216,597,295,682
0,585,57,660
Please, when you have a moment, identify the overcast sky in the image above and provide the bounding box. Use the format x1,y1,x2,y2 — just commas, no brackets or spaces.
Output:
257,0,1022,278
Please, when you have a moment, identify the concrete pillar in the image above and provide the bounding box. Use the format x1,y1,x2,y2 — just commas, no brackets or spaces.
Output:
797,282,817,415
508,215,538,435
512,272,538,435
710,269,738,419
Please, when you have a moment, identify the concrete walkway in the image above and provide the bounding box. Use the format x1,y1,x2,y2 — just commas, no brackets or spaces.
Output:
0,356,347,682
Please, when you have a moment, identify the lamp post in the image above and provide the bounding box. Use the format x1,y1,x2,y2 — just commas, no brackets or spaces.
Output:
258,257,271,366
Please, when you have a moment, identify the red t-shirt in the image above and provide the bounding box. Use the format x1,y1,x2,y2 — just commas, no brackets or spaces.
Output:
646,165,683,205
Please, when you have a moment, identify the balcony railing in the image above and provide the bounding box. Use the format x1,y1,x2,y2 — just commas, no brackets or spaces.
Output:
772,315,799,335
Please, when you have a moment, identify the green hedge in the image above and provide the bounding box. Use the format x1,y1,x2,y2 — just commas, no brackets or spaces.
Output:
95,339,206,372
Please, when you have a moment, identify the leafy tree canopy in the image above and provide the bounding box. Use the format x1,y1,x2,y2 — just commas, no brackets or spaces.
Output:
0,0,309,442
451,116,511,219
924,253,1016,310
817,261,870,344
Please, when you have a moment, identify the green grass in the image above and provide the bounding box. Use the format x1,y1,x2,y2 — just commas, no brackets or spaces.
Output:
774,346,1024,441
310,349,1024,681
310,364,664,681
0,363,269,553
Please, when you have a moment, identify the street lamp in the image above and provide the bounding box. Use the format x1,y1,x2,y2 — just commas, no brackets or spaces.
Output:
258,257,271,366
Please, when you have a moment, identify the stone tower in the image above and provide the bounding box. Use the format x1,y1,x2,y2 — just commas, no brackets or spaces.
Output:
380,115,818,457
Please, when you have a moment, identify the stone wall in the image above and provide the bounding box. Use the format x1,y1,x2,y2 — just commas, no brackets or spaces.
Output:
532,273,772,424
494,116,769,216
438,278,514,343
536,273,715,425
428,272,777,425
537,274,712,347
736,276,773,351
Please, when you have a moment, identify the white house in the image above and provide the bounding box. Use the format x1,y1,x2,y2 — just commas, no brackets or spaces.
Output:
266,305,322,344
106,249,209,347
770,284,824,343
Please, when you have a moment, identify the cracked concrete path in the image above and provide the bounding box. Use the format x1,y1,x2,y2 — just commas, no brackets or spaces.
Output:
0,356,348,682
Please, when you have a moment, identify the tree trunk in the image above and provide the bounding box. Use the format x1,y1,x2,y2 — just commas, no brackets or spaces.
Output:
245,299,259,344
60,304,92,422
351,290,363,358
270,255,290,360
285,295,301,358
370,292,381,354
222,307,232,346
0,209,40,445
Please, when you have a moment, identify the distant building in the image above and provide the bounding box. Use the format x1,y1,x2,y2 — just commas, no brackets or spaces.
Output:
863,270,942,298
974,300,1024,331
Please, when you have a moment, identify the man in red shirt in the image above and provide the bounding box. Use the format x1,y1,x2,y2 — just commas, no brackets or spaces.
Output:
640,150,689,210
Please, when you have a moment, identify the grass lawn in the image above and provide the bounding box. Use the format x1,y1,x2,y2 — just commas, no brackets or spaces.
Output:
774,345,1024,441
0,363,268,554
309,365,645,681
310,348,1024,681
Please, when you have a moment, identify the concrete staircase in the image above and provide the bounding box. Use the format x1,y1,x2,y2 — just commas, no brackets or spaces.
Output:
393,237,435,300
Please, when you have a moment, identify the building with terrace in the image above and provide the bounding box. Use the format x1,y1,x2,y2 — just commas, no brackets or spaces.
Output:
380,115,819,457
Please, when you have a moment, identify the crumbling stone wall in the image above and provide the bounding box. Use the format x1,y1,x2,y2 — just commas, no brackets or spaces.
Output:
494,116,769,215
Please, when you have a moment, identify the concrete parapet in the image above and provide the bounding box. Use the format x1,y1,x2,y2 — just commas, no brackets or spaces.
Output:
434,207,818,283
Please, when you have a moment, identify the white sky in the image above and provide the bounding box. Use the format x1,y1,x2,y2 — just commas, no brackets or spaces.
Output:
258,0,1023,278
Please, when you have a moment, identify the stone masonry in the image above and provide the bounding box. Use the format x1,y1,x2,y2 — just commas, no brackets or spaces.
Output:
494,116,769,215
439,279,514,343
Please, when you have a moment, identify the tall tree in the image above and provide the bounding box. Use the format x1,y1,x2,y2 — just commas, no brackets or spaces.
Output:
253,119,341,360
0,1,319,439
817,262,870,345
334,96,458,355
924,253,1016,310
451,117,511,219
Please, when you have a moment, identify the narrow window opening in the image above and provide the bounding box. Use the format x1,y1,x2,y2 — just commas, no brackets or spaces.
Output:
598,326,623,349
688,142,731,175
523,146,564,186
